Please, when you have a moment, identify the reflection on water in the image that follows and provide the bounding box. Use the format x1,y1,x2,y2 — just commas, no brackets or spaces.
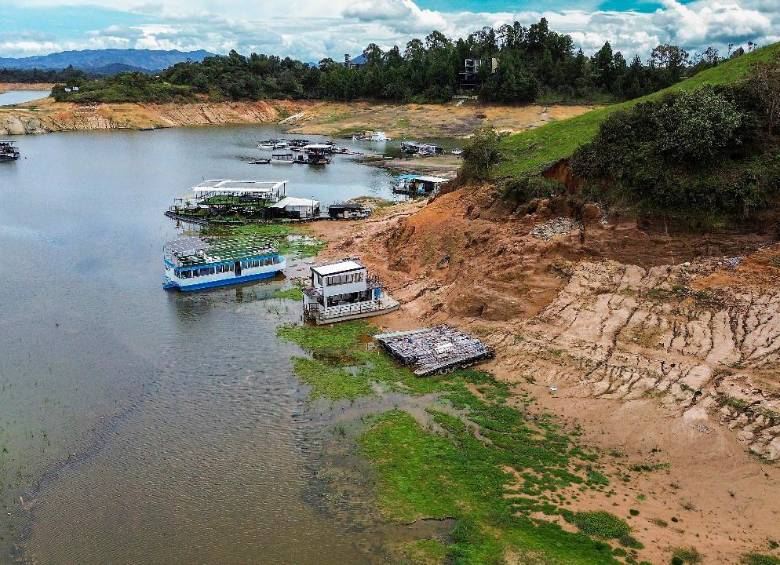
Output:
0,90,50,107
0,127,396,563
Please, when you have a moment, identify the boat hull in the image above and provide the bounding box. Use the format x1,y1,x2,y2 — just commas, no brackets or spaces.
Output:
164,269,280,292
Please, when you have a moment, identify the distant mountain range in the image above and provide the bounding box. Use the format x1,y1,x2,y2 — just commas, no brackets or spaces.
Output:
0,49,214,72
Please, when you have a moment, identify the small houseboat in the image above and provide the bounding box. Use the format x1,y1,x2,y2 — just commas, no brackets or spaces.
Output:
267,197,321,220
394,174,449,196
0,140,20,162
328,202,371,220
302,259,399,324
271,151,294,165
163,235,285,292
400,141,443,156
301,144,332,165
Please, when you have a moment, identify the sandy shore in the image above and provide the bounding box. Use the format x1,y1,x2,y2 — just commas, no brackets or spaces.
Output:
0,95,596,139
306,189,780,564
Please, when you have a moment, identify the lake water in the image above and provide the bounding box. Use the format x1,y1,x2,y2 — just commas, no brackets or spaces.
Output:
0,127,397,563
0,90,51,107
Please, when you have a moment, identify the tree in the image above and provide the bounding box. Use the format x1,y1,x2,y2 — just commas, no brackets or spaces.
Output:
650,44,689,85
461,127,502,181
747,60,780,134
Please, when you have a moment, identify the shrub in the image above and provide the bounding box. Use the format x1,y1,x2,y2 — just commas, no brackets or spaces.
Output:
460,127,502,181
566,510,631,539
742,553,780,565
672,546,702,563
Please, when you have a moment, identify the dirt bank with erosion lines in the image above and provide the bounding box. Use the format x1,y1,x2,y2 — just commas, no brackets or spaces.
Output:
0,94,596,138
308,186,780,564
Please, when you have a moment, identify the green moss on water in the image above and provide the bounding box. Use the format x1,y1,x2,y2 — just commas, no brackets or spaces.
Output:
401,539,449,564
361,411,617,564
277,321,629,564
291,357,373,400
204,223,324,258
271,287,304,300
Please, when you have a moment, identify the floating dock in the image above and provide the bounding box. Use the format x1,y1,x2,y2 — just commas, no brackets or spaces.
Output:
374,325,494,376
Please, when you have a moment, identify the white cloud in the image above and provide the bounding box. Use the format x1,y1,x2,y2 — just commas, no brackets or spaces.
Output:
0,0,777,60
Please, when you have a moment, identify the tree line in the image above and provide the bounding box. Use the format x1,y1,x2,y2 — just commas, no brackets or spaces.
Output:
50,18,749,105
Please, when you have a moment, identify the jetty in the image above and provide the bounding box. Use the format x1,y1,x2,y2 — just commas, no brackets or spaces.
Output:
374,326,494,376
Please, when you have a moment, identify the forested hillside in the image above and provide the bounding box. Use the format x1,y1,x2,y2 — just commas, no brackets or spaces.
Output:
488,43,780,229
51,18,734,105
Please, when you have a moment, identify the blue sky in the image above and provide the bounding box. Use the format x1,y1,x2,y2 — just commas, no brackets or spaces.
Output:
0,0,776,61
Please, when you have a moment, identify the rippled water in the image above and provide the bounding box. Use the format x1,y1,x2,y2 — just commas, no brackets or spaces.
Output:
0,90,50,107
0,127,395,563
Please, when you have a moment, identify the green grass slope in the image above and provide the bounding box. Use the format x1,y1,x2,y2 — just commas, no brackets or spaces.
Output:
497,42,780,180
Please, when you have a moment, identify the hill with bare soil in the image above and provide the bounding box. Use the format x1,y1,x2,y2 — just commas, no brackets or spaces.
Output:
309,185,780,563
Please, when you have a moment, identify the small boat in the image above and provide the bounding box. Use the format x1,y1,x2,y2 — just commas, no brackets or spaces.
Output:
0,140,20,162
271,152,294,165
249,158,271,165
163,235,286,292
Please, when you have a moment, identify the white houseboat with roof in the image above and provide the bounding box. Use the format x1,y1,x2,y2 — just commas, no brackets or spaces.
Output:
302,259,399,324
163,235,285,292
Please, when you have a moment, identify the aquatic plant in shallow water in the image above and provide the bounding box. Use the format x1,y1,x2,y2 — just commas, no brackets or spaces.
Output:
277,321,628,564
203,223,324,258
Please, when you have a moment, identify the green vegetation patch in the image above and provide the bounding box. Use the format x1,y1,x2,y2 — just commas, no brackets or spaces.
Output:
360,410,617,564
497,42,780,181
277,321,631,563
291,358,372,400
672,546,703,564
271,286,304,300
564,511,630,539
742,554,780,565
205,223,324,258
401,539,449,565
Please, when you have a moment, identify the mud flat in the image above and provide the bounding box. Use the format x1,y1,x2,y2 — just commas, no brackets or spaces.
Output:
307,187,780,564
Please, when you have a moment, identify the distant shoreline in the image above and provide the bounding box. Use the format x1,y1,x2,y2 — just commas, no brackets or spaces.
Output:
0,82,54,94
0,96,597,139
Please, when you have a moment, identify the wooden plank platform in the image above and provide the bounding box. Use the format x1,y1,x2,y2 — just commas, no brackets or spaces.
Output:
374,325,493,376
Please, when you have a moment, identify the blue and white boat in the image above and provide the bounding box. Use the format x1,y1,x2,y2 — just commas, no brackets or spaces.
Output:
163,235,286,292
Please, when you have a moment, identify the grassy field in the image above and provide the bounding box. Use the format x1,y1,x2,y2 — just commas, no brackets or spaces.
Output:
497,42,780,180
277,321,653,564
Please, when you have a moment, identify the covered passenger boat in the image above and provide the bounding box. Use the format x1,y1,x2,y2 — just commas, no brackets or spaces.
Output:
163,235,285,292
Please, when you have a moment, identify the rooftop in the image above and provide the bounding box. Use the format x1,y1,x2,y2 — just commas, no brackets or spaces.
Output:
269,196,320,209
164,235,278,267
312,260,364,276
192,179,288,195
409,175,449,184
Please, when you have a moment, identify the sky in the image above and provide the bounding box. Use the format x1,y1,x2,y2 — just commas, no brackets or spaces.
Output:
0,0,777,62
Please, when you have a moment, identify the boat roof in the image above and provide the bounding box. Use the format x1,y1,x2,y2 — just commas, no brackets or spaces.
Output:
164,235,278,267
303,144,332,150
405,175,449,183
270,196,319,209
192,180,287,194
329,202,366,210
312,260,364,276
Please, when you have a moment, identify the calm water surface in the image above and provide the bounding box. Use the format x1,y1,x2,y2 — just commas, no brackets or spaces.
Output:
0,127,396,563
0,91,51,107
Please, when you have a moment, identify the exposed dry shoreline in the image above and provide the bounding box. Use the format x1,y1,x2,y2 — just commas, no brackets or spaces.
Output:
307,189,780,564
0,92,596,138
0,82,54,93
